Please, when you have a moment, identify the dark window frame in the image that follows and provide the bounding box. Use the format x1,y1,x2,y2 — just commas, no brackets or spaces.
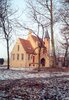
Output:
17,54,19,60
21,53,24,60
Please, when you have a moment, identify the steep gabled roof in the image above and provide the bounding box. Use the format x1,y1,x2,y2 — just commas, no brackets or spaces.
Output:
31,35,42,42
31,35,45,47
19,38,35,54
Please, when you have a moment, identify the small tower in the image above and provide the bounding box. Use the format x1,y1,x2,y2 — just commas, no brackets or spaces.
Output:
44,30,50,67
44,30,50,53
44,30,50,39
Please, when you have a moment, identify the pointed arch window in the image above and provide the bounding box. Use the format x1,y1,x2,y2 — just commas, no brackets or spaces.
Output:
21,54,24,60
17,54,19,60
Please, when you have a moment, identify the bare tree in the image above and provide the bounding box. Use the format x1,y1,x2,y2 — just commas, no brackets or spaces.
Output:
59,0,69,26
17,0,58,67
59,0,69,66
0,0,13,69
60,26,69,67
50,0,57,67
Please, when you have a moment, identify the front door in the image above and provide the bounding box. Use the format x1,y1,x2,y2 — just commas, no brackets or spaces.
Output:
41,58,45,66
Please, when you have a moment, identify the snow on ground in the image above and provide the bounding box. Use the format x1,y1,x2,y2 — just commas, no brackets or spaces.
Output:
0,68,49,80
0,67,69,80
0,68,69,99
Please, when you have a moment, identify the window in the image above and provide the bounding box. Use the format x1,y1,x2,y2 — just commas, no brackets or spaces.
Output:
17,54,19,60
28,54,30,60
12,54,15,60
21,54,24,60
17,45,19,51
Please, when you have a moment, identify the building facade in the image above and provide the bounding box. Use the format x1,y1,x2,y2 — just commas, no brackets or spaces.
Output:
10,31,50,68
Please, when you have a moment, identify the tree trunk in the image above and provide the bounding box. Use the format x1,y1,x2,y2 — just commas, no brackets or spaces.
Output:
38,47,41,71
50,0,56,67
6,39,10,69
63,46,68,67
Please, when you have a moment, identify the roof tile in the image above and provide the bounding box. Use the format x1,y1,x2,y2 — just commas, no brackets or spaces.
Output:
19,38,35,54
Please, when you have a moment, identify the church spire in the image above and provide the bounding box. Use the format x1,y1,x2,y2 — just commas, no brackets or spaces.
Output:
44,30,50,39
